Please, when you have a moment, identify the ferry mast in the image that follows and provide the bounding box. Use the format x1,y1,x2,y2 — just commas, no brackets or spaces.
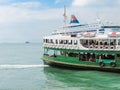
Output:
63,5,67,32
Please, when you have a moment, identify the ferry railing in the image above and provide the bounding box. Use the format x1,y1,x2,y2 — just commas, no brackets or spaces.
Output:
88,44,118,50
44,43,118,51
116,45,120,49
43,43,48,47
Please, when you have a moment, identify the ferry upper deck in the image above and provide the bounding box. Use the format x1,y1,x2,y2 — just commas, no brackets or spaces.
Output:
43,31,120,51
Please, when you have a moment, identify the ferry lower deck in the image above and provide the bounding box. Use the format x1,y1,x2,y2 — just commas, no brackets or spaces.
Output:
43,55,120,73
42,47,120,73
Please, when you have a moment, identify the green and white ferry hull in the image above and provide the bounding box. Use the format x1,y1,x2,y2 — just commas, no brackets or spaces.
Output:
42,14,120,73
42,46,120,73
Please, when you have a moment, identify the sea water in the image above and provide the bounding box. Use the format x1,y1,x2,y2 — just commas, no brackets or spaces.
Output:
0,43,120,90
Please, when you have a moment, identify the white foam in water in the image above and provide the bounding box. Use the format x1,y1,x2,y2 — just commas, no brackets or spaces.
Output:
0,64,48,69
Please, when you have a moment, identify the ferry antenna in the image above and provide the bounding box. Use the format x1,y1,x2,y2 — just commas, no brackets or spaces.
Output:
63,5,67,27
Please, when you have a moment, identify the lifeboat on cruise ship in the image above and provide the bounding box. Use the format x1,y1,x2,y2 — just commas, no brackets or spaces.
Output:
108,32,120,37
83,32,95,37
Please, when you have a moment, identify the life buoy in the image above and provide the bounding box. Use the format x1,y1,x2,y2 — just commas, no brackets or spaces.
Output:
99,62,105,67
110,62,116,67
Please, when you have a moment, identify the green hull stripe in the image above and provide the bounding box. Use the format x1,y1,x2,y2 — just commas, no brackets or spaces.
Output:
43,55,120,68
44,47,120,54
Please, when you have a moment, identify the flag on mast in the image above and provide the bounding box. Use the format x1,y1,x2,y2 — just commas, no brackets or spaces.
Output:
70,15,79,24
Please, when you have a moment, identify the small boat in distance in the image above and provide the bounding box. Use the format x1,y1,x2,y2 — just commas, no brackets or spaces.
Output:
25,41,30,44
42,7,120,73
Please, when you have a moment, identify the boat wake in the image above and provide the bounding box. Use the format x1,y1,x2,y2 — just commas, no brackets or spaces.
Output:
0,64,48,69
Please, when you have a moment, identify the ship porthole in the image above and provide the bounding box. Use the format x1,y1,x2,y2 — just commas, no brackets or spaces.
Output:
99,62,105,67
110,62,116,67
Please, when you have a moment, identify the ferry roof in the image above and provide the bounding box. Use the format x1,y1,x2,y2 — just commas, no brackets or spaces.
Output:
102,26,120,28
44,34,71,39
44,33,120,40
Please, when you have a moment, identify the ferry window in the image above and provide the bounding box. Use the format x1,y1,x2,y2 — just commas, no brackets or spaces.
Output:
66,40,68,44
118,39,120,45
95,41,98,45
59,40,61,44
64,40,68,44
46,39,49,43
45,39,47,43
68,40,72,44
98,54,115,60
59,40,64,44
80,39,83,44
80,39,88,47
104,42,108,45
110,42,114,45
71,34,76,37
74,40,77,45
100,42,103,45
56,40,58,44
110,39,116,45
47,39,49,43
117,54,120,59
50,39,53,43
80,39,86,44
99,29,104,31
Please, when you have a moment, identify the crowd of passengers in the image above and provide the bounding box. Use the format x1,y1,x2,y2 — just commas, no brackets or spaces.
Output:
61,52,116,62
81,39,120,48
44,39,120,49
60,52,96,62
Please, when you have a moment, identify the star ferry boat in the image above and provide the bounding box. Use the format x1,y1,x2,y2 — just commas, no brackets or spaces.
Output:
42,9,120,73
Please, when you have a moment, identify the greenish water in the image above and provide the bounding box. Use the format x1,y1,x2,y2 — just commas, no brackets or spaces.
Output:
0,43,119,90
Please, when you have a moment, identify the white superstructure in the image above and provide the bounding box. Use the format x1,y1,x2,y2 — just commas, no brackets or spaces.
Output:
43,13,120,51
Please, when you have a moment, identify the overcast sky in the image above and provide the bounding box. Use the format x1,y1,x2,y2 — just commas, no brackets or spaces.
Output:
0,0,120,43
